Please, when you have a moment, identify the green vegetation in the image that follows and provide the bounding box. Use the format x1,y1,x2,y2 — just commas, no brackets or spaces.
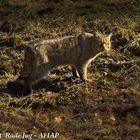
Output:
0,0,140,139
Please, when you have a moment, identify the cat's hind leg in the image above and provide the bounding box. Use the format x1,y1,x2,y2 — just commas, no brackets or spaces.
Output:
25,63,52,91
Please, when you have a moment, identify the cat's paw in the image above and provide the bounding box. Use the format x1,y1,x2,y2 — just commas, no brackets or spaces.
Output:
85,78,92,83
81,78,92,83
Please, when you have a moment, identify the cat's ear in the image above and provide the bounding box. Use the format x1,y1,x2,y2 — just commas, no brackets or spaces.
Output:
108,33,112,39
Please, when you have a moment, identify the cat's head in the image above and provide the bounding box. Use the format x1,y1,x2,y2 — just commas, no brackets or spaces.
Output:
94,31,112,52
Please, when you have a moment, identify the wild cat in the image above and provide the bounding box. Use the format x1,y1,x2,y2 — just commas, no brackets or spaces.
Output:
7,32,112,94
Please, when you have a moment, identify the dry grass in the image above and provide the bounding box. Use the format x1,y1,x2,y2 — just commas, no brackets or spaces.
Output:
0,0,140,139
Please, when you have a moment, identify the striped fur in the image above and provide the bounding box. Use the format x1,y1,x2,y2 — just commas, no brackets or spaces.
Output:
16,32,112,92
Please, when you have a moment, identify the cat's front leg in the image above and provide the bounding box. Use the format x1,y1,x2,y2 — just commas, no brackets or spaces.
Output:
71,66,79,78
76,64,92,82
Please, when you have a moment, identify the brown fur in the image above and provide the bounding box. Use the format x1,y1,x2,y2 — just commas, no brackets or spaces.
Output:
15,32,112,92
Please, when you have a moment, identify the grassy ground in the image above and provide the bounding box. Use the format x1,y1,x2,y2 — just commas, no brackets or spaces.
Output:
0,0,140,139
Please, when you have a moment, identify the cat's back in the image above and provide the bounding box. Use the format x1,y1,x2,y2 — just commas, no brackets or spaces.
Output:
26,36,77,56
